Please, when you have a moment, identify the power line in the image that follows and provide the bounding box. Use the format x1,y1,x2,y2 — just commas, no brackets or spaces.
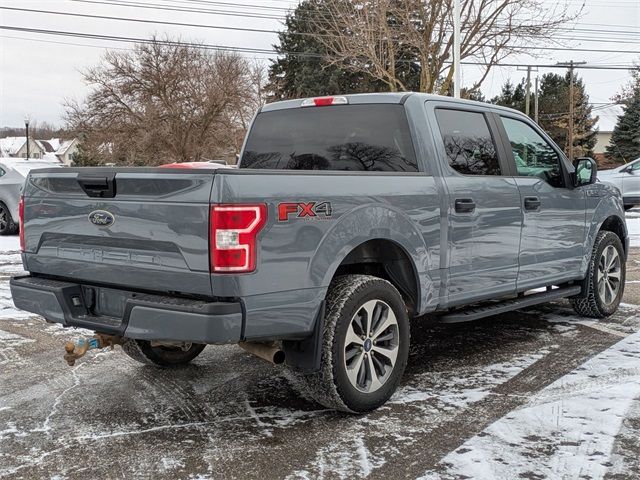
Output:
0,34,131,50
96,0,640,33
62,0,640,45
68,0,637,36
0,6,284,36
1,25,638,71
5,7,640,54
68,0,284,20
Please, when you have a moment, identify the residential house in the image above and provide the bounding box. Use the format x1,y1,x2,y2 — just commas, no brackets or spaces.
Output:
0,136,46,159
54,139,79,166
38,138,80,166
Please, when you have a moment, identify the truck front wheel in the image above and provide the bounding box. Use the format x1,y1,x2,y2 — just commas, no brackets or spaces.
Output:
121,338,206,366
570,231,626,318
294,275,410,413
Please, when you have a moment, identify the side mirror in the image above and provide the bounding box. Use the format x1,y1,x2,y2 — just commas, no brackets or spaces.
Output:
573,157,597,187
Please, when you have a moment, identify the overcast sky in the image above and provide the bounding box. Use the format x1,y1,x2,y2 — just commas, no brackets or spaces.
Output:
1,0,639,130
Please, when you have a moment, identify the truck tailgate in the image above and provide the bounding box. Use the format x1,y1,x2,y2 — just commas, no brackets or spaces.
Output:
22,168,215,297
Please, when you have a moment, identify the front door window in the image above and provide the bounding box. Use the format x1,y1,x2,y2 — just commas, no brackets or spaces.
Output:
501,117,565,188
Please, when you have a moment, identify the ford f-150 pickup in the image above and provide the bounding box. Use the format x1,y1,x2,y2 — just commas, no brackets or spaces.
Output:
10,93,629,412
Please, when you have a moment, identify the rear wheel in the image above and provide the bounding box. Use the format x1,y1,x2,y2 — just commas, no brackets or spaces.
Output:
293,275,409,413
0,203,18,235
121,338,206,366
570,231,625,318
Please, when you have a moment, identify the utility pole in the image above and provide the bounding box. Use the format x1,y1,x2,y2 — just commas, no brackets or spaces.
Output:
453,0,461,98
556,60,586,161
534,76,539,124
525,66,531,117
517,65,537,118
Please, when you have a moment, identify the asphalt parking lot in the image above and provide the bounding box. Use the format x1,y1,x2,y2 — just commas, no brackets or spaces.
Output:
1,212,639,479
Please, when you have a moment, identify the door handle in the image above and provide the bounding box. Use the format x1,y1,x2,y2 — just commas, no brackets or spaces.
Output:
524,196,541,211
455,198,476,213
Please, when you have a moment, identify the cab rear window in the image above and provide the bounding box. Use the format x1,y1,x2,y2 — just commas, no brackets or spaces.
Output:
240,104,418,172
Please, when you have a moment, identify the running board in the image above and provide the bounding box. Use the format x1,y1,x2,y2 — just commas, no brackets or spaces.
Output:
439,286,582,324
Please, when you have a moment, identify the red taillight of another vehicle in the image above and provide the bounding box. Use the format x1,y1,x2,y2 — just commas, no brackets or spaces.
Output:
18,196,25,252
210,204,267,273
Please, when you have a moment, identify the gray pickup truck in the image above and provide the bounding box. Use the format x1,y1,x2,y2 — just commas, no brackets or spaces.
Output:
10,93,628,412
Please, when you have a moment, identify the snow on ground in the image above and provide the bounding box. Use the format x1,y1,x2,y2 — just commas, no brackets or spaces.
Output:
628,208,640,248
0,236,20,254
421,330,640,480
0,216,639,478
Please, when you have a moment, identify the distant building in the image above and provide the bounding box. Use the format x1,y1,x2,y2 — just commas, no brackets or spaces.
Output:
0,136,46,159
593,105,623,168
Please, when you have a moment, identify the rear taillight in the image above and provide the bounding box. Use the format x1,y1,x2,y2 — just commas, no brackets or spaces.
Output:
210,204,267,273
18,196,25,252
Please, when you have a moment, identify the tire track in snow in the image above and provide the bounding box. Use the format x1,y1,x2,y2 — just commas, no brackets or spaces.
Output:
373,324,623,478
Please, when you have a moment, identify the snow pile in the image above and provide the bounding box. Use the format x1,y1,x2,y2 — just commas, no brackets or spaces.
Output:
627,209,640,248
421,331,640,480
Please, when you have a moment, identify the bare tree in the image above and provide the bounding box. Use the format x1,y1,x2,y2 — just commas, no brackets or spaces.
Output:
66,36,265,165
311,0,581,94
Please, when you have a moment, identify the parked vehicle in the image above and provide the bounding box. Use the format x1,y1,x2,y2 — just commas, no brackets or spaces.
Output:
0,158,61,235
598,157,640,210
10,93,628,412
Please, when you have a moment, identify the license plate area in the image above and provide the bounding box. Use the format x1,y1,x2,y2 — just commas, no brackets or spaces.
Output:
89,286,137,319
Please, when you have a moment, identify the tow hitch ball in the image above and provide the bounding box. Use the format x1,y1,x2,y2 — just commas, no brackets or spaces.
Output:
63,334,121,367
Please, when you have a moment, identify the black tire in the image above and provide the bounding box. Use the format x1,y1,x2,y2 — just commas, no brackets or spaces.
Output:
293,275,410,413
121,338,206,366
624,205,635,212
0,203,18,236
570,231,626,318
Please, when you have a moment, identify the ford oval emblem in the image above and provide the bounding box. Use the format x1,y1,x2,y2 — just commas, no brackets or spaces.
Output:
88,210,115,227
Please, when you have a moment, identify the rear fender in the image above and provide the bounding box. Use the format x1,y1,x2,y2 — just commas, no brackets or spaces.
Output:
309,204,434,314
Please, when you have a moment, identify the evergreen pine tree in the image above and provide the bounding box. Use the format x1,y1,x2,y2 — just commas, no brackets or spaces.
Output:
266,0,420,100
606,76,640,163
490,79,528,113
266,1,384,100
537,72,598,157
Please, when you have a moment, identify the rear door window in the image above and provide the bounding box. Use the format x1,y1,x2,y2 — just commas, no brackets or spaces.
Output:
435,109,501,176
240,104,418,172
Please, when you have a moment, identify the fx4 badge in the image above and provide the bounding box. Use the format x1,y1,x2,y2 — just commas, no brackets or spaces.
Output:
278,202,332,222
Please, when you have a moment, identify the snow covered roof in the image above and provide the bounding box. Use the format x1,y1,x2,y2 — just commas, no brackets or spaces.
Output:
56,139,76,156
45,138,62,152
0,137,26,156
595,105,623,133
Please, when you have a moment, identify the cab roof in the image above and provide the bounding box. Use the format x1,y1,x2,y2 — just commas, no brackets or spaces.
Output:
260,92,523,116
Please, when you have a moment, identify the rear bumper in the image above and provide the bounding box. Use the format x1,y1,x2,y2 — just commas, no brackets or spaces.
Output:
10,275,242,344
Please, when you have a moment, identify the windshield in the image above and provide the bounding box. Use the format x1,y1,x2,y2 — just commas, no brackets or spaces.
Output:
240,104,418,172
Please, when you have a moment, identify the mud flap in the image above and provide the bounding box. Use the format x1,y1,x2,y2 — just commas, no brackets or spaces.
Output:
282,301,325,373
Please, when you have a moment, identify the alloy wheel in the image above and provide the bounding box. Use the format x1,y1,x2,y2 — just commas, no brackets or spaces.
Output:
343,299,399,393
597,245,621,305
0,207,7,231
